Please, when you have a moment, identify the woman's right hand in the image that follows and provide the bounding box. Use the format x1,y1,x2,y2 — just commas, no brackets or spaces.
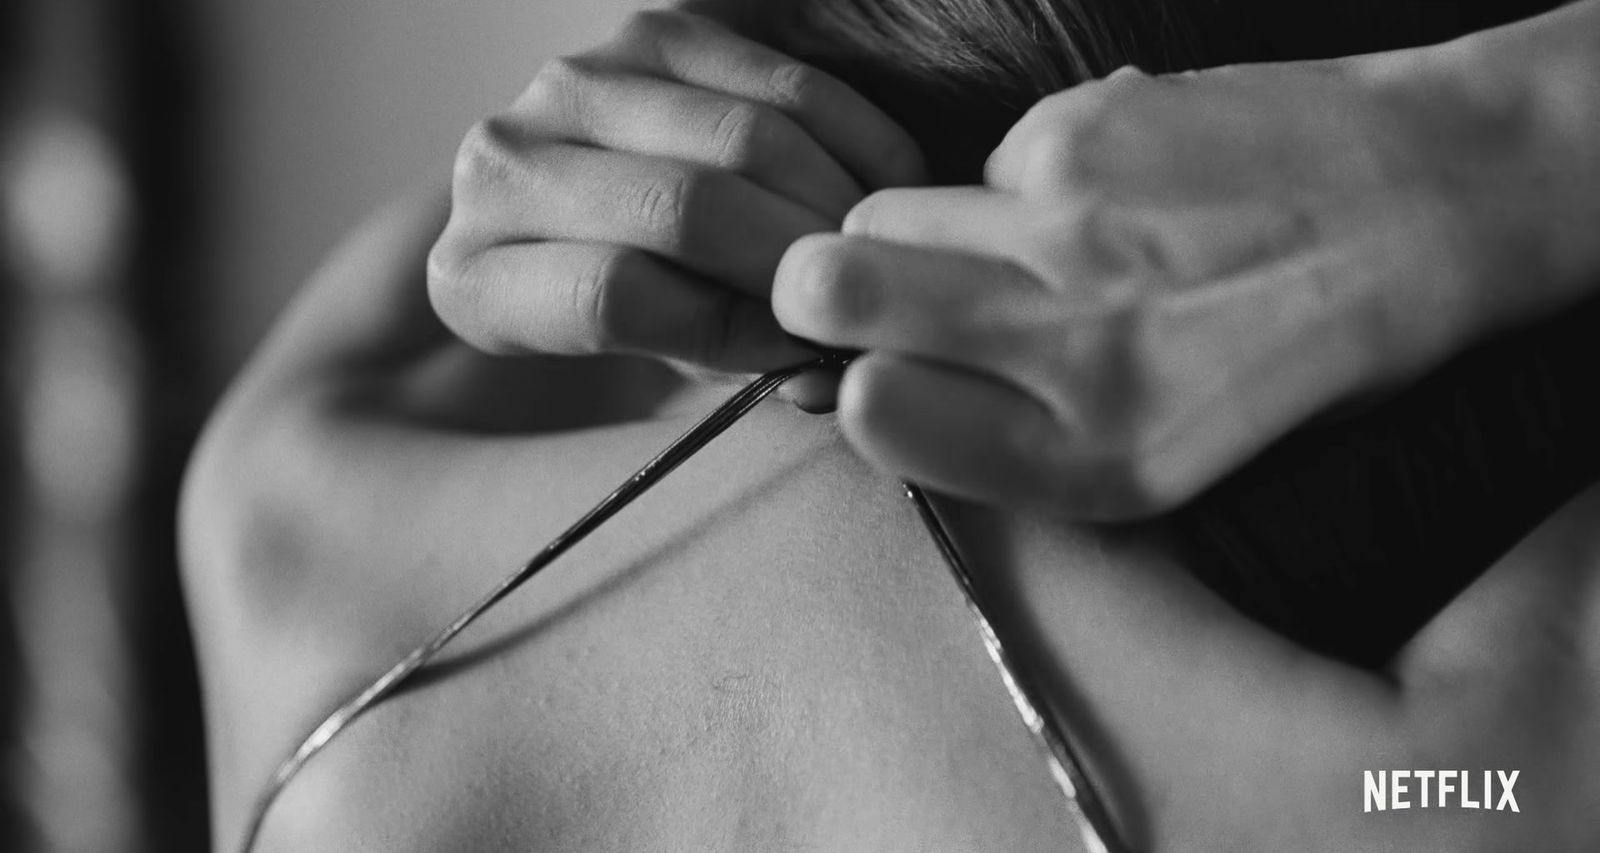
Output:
427,8,925,373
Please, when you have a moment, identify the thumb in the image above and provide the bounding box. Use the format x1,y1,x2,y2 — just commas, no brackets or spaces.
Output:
837,352,1153,518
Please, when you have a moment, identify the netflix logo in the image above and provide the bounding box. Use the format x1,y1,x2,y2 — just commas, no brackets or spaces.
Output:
1363,770,1520,813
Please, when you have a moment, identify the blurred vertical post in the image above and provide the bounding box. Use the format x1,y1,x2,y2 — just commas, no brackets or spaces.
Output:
2,0,209,850
112,0,214,847
3,0,142,848
3,0,30,842
2,0,30,840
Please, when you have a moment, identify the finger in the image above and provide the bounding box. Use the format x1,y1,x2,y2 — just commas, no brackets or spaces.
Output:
985,67,1343,201
842,187,1173,288
838,352,1405,825
983,69,1226,198
846,187,1318,284
779,365,843,414
984,67,1166,195
835,351,1106,512
451,135,832,297
516,60,863,220
842,187,1072,274
429,241,809,371
772,234,1049,376
839,351,1244,520
600,9,926,189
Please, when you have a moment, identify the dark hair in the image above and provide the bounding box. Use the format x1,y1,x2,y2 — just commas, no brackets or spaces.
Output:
767,0,1600,666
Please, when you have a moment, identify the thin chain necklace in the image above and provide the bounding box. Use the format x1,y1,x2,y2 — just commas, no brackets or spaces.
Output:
238,354,1129,853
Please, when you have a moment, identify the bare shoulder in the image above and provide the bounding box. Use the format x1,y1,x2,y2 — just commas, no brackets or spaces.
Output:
1401,480,1600,680
1393,480,1600,850
178,186,694,848
213,402,1096,853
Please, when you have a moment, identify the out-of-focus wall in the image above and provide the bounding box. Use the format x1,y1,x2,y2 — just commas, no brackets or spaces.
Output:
7,4,659,851
203,0,640,384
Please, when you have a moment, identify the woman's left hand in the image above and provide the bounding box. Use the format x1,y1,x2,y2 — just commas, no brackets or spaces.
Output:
773,54,1590,518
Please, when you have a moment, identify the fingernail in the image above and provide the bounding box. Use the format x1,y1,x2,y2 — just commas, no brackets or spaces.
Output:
781,367,843,414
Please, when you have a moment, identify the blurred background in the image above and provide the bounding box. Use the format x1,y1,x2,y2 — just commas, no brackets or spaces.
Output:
1,0,632,848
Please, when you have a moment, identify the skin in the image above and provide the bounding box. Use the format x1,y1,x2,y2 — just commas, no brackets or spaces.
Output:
772,13,1600,514
184,186,1600,853
427,9,925,374
185,185,1600,853
181,3,1600,851
432,2,1600,516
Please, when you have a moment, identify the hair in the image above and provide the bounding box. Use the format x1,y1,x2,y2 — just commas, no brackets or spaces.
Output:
763,0,1600,667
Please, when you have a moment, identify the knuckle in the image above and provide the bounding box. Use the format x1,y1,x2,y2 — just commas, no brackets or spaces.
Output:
630,8,682,31
583,248,643,352
1026,197,1131,283
1071,201,1134,269
685,292,740,366
1012,79,1135,191
1051,199,1177,285
637,167,727,260
425,215,481,312
1082,65,1150,110
764,62,820,112
618,8,690,47
1019,116,1102,190
425,244,501,352
518,56,587,115
1068,315,1188,519
617,9,656,40
1063,200,1112,251
453,116,519,194
424,242,466,320
1103,63,1149,86
710,101,782,171
1040,419,1173,521
631,169,694,252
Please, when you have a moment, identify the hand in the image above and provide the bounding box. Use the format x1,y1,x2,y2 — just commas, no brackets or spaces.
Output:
773,57,1561,518
427,8,924,375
